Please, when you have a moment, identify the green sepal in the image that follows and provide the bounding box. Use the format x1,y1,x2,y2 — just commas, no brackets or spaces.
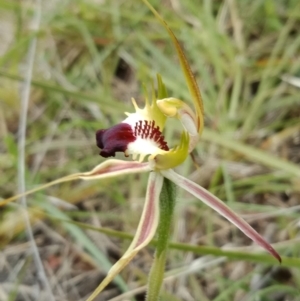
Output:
142,0,204,135
151,131,189,170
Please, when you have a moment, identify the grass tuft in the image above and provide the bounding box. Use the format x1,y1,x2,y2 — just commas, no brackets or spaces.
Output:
0,0,300,300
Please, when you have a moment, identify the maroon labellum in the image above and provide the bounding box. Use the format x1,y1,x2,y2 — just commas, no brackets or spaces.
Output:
96,123,135,157
96,120,169,159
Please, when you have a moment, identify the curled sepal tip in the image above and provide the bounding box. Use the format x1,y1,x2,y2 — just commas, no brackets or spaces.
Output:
162,169,282,263
150,131,189,170
85,172,164,301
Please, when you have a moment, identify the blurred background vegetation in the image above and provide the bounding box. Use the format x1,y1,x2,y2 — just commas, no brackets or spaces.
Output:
1,0,300,300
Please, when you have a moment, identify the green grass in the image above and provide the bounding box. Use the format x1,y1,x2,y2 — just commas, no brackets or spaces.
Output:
1,0,300,300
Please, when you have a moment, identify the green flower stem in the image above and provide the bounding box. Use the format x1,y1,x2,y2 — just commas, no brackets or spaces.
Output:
146,177,176,301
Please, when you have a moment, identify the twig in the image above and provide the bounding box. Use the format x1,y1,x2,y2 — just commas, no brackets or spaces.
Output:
17,1,55,300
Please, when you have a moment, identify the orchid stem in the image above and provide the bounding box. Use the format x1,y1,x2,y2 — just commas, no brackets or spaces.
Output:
146,177,176,301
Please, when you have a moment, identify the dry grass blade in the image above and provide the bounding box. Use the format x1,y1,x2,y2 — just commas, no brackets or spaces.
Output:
16,0,55,300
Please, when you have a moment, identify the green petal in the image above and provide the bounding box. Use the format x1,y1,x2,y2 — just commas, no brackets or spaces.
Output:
150,131,189,170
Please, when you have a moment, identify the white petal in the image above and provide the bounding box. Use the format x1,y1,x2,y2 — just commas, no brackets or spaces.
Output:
161,169,281,262
127,137,167,162
86,172,163,301
0,160,151,207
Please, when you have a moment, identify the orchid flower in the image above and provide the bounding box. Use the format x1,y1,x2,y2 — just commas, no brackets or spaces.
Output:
0,1,281,300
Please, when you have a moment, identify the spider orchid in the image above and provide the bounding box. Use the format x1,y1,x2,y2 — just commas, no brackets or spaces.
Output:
0,1,280,300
